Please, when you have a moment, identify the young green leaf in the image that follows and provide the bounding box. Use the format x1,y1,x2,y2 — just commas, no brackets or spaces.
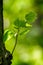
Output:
3,30,13,42
3,30,9,42
14,18,26,28
20,29,30,35
25,11,37,23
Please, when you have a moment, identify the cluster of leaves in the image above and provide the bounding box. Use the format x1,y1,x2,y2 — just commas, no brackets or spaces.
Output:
14,11,37,28
3,11,37,65
3,11,37,42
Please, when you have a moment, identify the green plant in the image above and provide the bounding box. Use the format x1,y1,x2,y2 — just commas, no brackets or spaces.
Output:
3,11,37,65
0,8,37,65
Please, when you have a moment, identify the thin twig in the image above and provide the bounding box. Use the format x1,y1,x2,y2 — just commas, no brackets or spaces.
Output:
12,28,19,55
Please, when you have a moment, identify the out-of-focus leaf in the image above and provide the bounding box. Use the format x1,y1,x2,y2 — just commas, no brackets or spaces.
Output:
20,28,30,35
14,18,26,28
25,11,37,23
26,23,32,27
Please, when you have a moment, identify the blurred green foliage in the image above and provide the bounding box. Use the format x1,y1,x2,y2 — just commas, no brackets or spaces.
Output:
3,0,43,65
25,11,37,23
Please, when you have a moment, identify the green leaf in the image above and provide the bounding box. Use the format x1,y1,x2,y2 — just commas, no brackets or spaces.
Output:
25,11,37,23
20,29,30,35
26,23,32,27
3,30,13,42
3,30,9,42
14,18,26,28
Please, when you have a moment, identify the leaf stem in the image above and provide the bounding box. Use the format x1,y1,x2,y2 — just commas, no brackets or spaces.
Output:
12,28,19,55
